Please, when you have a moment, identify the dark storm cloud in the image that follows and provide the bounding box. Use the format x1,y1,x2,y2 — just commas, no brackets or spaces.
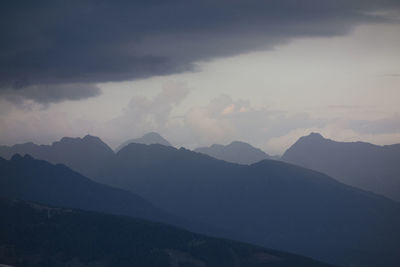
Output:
0,0,399,102
0,83,101,105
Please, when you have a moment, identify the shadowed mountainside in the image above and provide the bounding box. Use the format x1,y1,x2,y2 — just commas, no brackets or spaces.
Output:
0,154,175,226
282,133,400,201
0,198,331,267
116,132,172,152
94,143,400,266
2,135,400,266
194,141,273,165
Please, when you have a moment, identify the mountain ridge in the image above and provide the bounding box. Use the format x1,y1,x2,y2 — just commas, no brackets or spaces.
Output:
0,154,174,225
194,141,272,165
282,132,400,201
0,135,114,179
116,132,172,152
95,142,400,266
0,197,331,267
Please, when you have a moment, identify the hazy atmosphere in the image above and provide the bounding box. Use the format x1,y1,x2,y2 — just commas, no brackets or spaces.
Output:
2,2,400,267
1,1,400,155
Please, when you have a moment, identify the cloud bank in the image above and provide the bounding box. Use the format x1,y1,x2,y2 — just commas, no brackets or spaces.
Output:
1,0,399,102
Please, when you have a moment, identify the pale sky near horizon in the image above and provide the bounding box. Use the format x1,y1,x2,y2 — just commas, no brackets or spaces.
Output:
1,2,400,155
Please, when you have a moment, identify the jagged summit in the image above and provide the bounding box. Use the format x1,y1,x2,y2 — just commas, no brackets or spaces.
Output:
0,135,114,179
56,134,107,145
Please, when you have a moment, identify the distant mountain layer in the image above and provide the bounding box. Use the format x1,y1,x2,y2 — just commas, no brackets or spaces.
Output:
0,154,171,225
0,198,330,267
116,132,171,152
282,133,400,201
0,135,114,179
95,143,400,266
0,132,172,179
194,141,272,165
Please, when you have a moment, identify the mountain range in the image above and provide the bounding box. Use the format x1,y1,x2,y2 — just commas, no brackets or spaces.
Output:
0,154,170,224
94,143,400,266
0,135,114,179
0,197,330,267
194,141,273,165
282,133,400,201
0,133,173,179
2,134,400,266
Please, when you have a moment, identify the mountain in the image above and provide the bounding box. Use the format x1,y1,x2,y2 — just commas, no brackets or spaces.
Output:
0,198,330,267
94,143,400,266
282,132,400,201
0,154,172,225
0,135,114,179
194,141,272,165
116,132,172,152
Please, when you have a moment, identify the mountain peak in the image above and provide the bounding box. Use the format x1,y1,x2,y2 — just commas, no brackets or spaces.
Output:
10,153,34,161
11,153,23,161
116,132,172,152
83,134,99,141
306,132,324,140
282,132,400,201
194,141,270,165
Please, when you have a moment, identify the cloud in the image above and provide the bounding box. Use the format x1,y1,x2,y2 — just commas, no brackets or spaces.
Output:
1,89,400,154
349,115,400,135
1,0,399,102
182,95,325,151
95,81,189,145
0,83,101,106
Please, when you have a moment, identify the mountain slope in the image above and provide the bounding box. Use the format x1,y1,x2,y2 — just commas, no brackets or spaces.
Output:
95,143,400,266
0,154,171,225
116,132,172,152
0,135,114,178
0,198,330,267
282,132,400,201
194,141,272,164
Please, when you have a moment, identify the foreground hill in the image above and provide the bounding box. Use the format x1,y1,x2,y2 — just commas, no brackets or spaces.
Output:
95,143,400,266
194,141,272,164
0,135,114,179
0,198,329,267
116,132,172,152
282,133,400,201
0,154,171,225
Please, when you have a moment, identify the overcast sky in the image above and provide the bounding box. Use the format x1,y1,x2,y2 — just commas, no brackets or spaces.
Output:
1,1,399,155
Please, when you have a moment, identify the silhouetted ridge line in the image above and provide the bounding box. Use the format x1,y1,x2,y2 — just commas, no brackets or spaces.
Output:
116,132,172,152
0,135,115,179
0,197,331,267
282,132,400,201
194,141,272,164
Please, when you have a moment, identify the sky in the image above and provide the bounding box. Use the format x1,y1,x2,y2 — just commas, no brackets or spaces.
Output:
1,1,400,155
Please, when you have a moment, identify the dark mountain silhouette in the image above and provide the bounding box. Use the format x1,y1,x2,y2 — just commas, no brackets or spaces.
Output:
94,143,400,266
116,132,172,152
0,135,114,179
0,198,330,267
0,154,174,225
282,132,400,201
194,141,272,165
